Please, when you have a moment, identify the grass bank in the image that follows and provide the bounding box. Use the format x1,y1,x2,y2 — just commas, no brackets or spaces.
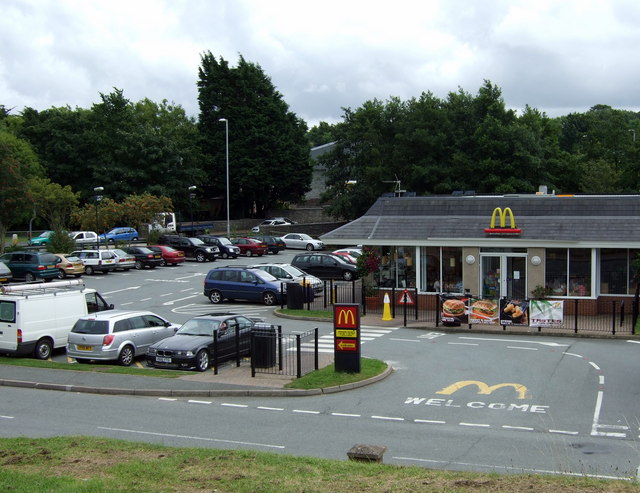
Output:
1,436,636,492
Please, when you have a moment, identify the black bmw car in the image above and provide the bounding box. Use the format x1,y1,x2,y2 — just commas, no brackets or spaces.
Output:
146,314,263,372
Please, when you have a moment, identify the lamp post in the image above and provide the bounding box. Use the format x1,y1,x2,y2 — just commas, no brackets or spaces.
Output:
93,186,104,250
218,118,230,238
188,185,197,233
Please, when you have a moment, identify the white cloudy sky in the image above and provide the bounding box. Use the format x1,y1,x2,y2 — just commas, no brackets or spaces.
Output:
2,0,639,127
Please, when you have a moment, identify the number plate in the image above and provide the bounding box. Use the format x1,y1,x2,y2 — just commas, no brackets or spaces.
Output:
155,356,171,363
77,345,92,351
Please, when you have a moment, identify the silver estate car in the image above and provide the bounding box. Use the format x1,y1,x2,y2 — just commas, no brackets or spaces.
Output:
67,310,179,366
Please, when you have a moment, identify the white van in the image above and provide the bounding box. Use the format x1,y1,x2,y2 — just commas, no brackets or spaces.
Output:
0,280,113,359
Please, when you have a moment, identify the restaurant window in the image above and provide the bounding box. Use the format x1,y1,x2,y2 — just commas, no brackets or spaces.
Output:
378,246,415,288
419,247,462,293
600,249,640,295
545,248,592,297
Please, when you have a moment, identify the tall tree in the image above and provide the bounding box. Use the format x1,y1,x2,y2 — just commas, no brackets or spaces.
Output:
197,53,311,218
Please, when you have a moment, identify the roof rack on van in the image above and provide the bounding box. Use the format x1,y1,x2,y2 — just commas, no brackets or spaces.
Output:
1,279,86,295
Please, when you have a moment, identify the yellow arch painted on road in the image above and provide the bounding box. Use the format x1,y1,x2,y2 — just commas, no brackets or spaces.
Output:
436,380,529,400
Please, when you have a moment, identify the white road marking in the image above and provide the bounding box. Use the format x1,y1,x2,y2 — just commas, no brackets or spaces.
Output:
550,429,579,435
502,425,534,431
448,342,478,346
0,415,15,419
257,406,284,411
221,403,248,408
371,415,404,421
98,426,284,449
188,400,212,405
332,413,360,417
460,422,490,428
506,346,538,351
589,361,601,371
158,398,177,402
459,337,569,347
102,286,141,295
414,419,445,424
293,409,320,414
140,298,152,302
390,338,421,342
562,352,583,358
163,295,199,306
627,340,640,344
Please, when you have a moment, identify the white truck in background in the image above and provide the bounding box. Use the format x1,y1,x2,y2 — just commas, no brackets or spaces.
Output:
0,280,113,359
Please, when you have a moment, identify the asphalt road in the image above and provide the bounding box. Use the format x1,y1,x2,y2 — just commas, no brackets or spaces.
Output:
3,248,640,479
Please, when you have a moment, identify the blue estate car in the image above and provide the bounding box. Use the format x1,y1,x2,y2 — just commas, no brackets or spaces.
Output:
99,227,139,243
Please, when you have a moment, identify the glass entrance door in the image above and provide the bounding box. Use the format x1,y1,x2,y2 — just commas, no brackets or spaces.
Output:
481,255,527,299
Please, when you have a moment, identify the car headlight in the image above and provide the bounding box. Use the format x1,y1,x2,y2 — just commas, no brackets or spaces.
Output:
185,351,194,357
148,348,156,355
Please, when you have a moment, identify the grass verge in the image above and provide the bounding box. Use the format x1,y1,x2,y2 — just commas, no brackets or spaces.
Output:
0,355,191,378
0,436,637,492
285,357,387,389
278,308,333,318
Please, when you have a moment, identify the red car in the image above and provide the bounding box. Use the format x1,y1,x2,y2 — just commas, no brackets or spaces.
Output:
148,245,186,266
231,237,268,256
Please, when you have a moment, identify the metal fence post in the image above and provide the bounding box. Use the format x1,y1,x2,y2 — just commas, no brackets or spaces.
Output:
277,325,283,371
573,299,579,334
250,331,256,378
213,330,219,375
612,300,617,335
296,334,302,379
314,327,319,370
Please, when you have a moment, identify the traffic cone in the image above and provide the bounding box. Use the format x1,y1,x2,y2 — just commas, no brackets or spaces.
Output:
382,293,392,321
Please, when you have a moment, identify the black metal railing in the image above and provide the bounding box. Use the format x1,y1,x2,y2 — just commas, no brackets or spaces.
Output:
250,326,319,378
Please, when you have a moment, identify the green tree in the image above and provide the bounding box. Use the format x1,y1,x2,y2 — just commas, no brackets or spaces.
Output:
0,132,43,252
29,177,79,230
308,121,338,147
197,53,312,218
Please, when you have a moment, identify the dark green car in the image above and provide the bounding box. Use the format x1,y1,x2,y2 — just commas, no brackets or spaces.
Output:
0,251,59,282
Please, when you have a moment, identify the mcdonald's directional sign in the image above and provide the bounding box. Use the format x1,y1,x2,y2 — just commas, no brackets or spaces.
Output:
334,304,361,372
484,207,522,235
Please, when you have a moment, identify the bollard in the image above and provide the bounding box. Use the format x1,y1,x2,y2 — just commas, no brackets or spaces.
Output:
347,444,387,463
382,293,392,321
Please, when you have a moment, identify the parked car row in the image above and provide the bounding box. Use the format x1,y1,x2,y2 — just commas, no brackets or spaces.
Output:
28,228,140,247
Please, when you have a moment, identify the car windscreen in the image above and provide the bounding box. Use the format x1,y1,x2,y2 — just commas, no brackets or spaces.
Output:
71,319,110,334
218,237,232,245
255,270,278,282
136,247,154,254
190,238,205,246
176,319,220,336
40,253,59,264
284,265,307,277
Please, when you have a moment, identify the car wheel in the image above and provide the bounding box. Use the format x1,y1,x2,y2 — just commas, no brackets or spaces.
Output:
135,260,143,270
75,358,90,364
57,269,66,279
133,237,138,241
25,272,36,282
159,259,166,267
342,270,354,281
222,252,229,259
196,252,206,262
118,345,135,366
150,265,156,269
196,350,210,372
246,250,253,257
263,291,277,306
209,290,223,304
85,265,94,275
34,338,53,360
306,244,314,251
108,239,114,243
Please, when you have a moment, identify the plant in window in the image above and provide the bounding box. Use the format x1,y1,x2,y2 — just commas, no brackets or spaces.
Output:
356,247,381,298
531,284,553,299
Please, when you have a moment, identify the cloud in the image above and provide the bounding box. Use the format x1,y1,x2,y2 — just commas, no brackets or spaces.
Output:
2,0,639,127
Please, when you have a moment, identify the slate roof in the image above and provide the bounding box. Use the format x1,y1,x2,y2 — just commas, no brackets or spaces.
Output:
320,194,640,248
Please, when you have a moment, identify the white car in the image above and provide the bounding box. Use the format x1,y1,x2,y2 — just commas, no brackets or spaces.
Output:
281,233,325,251
251,218,296,233
110,249,136,271
70,231,98,246
248,263,324,295
71,249,118,275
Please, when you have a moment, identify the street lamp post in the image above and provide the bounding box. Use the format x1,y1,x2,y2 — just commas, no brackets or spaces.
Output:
188,185,197,233
93,186,104,250
219,118,230,238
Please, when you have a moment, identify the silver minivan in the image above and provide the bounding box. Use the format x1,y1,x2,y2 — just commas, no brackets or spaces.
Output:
67,310,179,365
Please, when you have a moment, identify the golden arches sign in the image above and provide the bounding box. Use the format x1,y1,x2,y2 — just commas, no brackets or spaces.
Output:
490,207,516,229
436,380,529,400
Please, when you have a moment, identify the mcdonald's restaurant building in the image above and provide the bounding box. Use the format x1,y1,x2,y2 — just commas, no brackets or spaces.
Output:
320,192,640,310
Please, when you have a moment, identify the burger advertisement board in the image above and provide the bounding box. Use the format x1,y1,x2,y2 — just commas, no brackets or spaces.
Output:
440,296,469,324
469,298,499,325
499,299,529,326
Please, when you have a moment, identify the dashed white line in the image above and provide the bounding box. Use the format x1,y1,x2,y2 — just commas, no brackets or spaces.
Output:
188,400,212,405
448,342,479,346
221,403,248,408
599,375,605,385
562,352,582,358
140,298,152,302
0,415,15,419
158,397,177,402
502,425,534,431
293,409,320,415
550,429,579,435
332,412,361,418
390,338,421,342
257,406,284,411
460,422,490,428
506,346,538,351
589,361,601,371
414,419,446,424
372,415,404,421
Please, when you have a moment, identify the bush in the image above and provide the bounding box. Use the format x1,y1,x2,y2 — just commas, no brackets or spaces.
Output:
48,230,76,254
